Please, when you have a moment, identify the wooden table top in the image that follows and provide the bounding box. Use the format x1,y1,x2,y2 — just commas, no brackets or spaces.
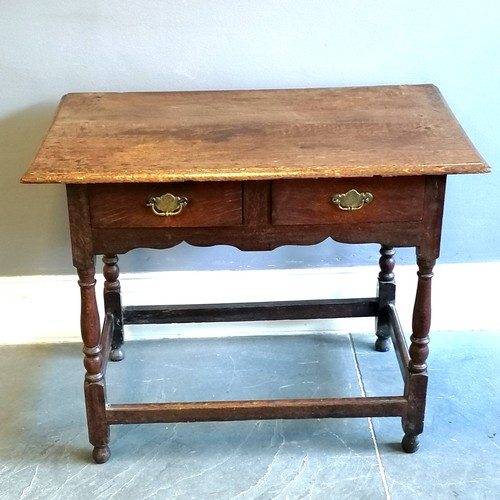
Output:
22,85,489,184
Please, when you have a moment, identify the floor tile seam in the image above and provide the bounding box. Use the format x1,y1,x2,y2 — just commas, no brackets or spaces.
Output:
348,333,392,500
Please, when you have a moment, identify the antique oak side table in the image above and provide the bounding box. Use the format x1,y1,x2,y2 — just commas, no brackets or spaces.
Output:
22,85,489,463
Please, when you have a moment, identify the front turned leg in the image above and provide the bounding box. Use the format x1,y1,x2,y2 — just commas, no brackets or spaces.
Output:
103,255,125,362
402,257,435,453
375,246,396,352
78,265,110,463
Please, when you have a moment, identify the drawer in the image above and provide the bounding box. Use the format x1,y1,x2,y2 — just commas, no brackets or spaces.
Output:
272,177,425,225
89,182,242,228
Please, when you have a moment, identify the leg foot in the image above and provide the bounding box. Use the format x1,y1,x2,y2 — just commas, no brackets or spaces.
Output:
401,433,419,453
375,336,391,352
92,445,111,464
110,347,125,362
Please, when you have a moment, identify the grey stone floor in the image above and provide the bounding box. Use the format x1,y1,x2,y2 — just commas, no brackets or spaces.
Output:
0,330,498,499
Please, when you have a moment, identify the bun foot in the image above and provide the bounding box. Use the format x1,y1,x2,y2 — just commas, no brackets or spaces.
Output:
110,348,125,362
402,434,420,453
92,445,111,464
375,337,391,352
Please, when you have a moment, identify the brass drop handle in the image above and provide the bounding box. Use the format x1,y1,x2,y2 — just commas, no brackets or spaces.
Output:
147,193,188,216
331,189,373,211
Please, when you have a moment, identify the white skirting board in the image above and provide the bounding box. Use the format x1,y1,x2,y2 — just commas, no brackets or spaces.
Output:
1,262,498,345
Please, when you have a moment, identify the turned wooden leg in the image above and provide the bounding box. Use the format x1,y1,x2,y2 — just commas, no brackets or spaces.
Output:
103,255,125,362
78,265,111,464
375,246,396,352
401,256,435,453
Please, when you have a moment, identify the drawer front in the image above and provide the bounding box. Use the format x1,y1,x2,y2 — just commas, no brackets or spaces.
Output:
272,177,425,225
89,182,242,228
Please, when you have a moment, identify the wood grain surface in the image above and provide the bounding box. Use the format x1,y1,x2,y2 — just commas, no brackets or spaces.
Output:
22,85,489,184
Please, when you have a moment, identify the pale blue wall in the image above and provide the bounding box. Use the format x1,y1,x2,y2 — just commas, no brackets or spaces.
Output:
1,1,498,274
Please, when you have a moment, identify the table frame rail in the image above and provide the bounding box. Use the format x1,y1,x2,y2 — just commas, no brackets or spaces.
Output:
101,301,411,427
